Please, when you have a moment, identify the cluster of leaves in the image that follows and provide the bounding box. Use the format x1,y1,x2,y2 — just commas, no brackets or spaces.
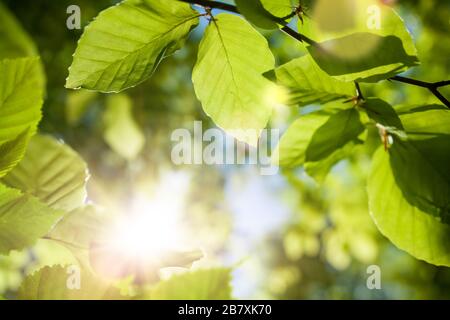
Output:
63,0,449,268
0,2,231,300
0,0,449,299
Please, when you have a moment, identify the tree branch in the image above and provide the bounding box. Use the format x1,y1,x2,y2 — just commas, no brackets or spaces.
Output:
390,76,450,108
179,0,450,109
178,0,316,45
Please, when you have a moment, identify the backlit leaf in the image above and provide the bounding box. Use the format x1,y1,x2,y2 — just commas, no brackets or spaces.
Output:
3,135,88,212
192,14,276,146
140,268,233,300
0,184,65,254
66,0,200,92
273,54,356,106
0,58,44,144
103,94,145,160
304,0,419,82
18,265,123,300
368,147,450,266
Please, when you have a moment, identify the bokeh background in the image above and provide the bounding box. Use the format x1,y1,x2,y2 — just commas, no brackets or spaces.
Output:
1,0,449,299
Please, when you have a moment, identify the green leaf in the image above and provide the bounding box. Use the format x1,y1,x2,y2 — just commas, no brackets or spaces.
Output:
0,129,30,178
49,205,107,251
66,90,98,126
368,147,450,266
0,58,44,144
304,0,418,82
399,107,450,139
235,0,290,30
273,108,364,182
389,137,450,223
103,94,145,160
305,140,358,183
192,14,276,146
260,0,294,18
273,112,331,168
18,265,123,300
66,0,200,92
0,184,65,254
140,268,233,300
362,98,403,129
308,33,418,82
3,135,88,212
0,3,38,59
273,54,356,106
305,108,365,161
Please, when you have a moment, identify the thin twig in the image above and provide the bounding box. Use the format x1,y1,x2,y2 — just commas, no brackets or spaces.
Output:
390,76,450,108
179,0,450,109
355,82,365,101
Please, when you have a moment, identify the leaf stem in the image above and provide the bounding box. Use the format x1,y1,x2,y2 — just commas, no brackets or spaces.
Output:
179,0,450,109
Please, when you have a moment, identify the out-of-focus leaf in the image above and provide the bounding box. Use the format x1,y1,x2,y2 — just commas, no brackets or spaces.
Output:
0,58,44,144
0,184,65,254
3,135,88,212
49,205,107,251
368,147,450,266
66,90,98,126
90,240,203,281
66,0,200,92
18,265,123,300
0,130,30,178
192,14,276,146
140,268,233,300
103,94,145,160
0,3,37,59
273,54,356,106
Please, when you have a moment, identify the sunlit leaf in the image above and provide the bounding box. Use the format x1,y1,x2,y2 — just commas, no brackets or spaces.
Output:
362,98,403,129
0,129,30,178
66,0,200,92
273,112,331,168
0,184,65,254
103,94,145,160
3,135,88,212
49,205,107,251
66,90,98,126
399,106,450,139
90,241,203,281
305,108,365,161
273,54,356,106
304,0,419,82
192,14,276,146
235,0,290,29
368,147,450,266
140,268,233,300
389,137,450,223
0,58,44,144
18,265,123,300
0,3,38,59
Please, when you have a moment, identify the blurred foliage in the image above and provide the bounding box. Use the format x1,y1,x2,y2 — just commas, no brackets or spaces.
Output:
0,0,449,299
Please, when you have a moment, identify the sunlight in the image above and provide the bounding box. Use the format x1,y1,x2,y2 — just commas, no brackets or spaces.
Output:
105,172,191,260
